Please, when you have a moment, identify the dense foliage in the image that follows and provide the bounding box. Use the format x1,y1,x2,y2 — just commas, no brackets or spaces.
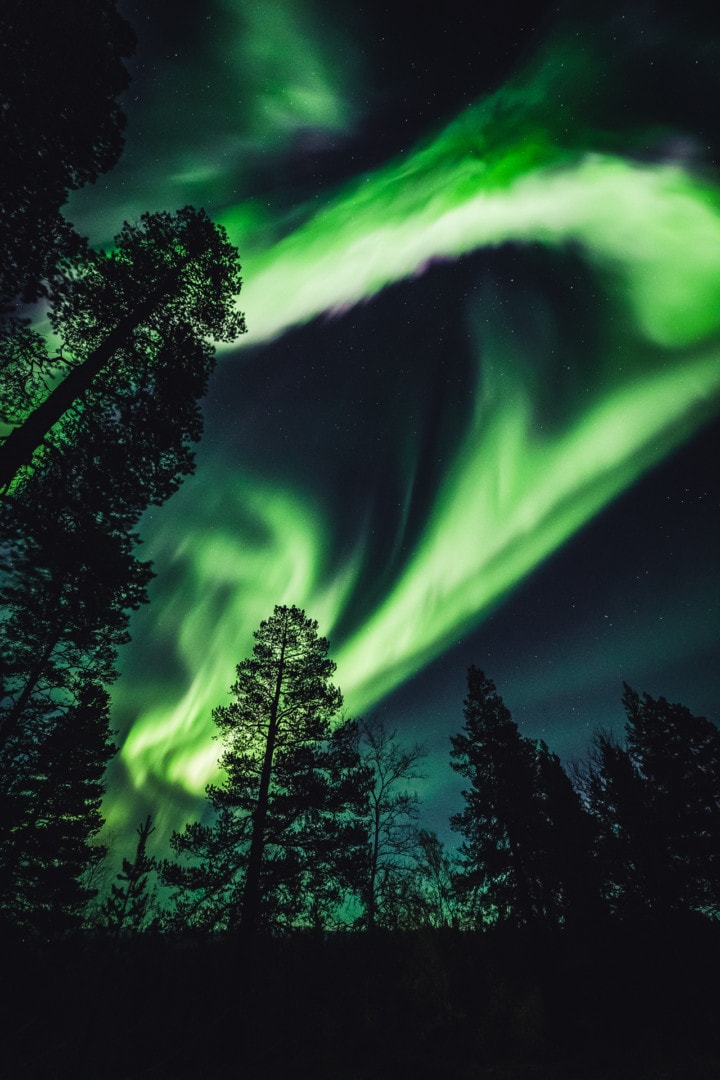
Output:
0,207,245,934
0,0,135,313
579,684,720,921
450,667,598,928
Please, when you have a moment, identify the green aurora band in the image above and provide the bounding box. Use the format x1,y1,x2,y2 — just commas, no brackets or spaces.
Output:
106,37,720,833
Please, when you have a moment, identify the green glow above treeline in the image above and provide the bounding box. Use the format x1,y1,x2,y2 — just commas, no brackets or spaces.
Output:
106,31,720,826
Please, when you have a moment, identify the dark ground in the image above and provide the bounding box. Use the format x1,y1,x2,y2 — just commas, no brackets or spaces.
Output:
3,919,720,1078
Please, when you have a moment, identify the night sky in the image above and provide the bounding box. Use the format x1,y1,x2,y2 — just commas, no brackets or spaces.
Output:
64,0,720,852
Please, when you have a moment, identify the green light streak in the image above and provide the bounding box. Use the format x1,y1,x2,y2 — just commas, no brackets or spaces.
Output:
63,0,363,245
217,34,720,349
115,38,720,807
225,156,720,350
336,343,719,713
121,479,363,791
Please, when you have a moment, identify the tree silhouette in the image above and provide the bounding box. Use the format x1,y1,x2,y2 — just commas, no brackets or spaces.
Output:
0,683,115,936
412,829,459,929
0,206,245,492
0,495,150,753
575,728,644,919
530,735,602,926
102,815,158,937
0,0,135,313
0,453,147,933
164,606,370,934
1,209,244,754
357,717,426,930
0,209,244,932
583,686,720,920
450,666,595,927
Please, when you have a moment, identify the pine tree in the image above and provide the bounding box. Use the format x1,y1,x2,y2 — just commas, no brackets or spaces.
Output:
103,816,158,937
0,206,245,492
164,606,370,934
450,666,595,927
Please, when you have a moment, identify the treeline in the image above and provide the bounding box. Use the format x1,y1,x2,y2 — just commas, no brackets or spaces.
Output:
82,604,720,939
6,565,720,941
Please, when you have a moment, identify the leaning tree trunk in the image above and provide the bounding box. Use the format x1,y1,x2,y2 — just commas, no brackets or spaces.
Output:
0,264,186,493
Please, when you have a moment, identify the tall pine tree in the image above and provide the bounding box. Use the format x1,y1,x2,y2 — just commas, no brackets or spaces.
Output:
164,606,370,934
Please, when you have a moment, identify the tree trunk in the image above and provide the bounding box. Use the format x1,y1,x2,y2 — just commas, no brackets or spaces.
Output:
239,626,288,934
366,801,380,931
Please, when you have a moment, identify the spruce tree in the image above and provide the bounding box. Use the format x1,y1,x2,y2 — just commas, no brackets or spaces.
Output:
624,685,720,917
577,728,646,918
584,687,720,920
450,666,595,927
103,816,158,937
0,683,115,936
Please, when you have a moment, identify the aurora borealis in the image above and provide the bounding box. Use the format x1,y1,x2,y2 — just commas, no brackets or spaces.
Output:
64,0,720,847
